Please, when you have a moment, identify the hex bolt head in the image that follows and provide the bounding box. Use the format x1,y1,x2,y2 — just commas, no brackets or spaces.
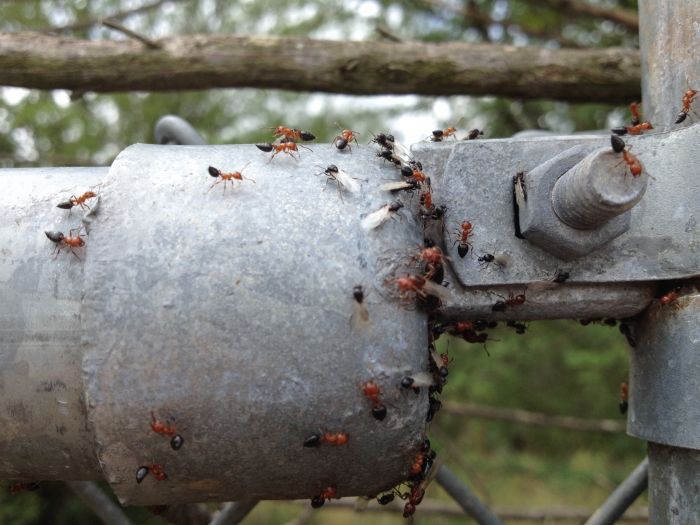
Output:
518,145,648,260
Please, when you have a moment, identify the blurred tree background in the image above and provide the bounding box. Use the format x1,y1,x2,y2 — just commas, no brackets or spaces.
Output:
0,0,644,524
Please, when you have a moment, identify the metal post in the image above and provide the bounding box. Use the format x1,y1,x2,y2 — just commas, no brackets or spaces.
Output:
639,2,700,127
628,292,700,523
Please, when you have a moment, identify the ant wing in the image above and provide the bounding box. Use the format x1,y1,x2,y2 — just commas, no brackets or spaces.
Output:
334,168,361,194
351,302,370,331
361,205,391,231
422,281,451,302
409,371,435,388
380,181,414,193
391,140,411,164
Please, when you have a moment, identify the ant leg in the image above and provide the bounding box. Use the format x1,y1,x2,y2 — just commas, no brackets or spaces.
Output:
70,248,82,261
208,179,222,192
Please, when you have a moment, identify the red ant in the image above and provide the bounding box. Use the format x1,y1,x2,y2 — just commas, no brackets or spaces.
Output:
492,292,525,312
269,126,315,142
430,125,457,142
619,381,629,414
310,485,338,508
393,274,429,301
333,125,359,151
304,431,349,447
45,227,86,260
611,136,643,177
420,189,433,213
415,245,444,266
621,148,643,178
136,464,167,484
150,412,184,450
256,142,311,161
452,221,474,258
57,190,97,211
207,163,255,193
629,101,641,126
150,412,176,437
362,379,387,420
659,286,681,306
675,89,698,124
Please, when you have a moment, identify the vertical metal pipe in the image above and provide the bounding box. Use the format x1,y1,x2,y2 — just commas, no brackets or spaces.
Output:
648,444,700,525
629,292,700,522
638,1,700,126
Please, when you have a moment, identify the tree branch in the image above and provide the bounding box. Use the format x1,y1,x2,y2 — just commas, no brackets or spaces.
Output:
0,32,640,103
518,0,639,32
441,401,627,433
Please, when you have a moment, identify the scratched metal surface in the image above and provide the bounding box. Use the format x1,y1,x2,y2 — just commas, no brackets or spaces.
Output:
80,144,429,505
414,123,700,289
0,167,106,479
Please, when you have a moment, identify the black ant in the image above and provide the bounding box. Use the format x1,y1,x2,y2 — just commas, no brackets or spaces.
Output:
465,128,484,140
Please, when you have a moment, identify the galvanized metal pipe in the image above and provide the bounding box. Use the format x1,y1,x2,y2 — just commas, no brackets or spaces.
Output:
647,443,700,525
639,1,700,127
583,457,648,525
154,115,206,145
209,501,258,525
0,167,107,480
435,465,504,525
0,146,429,505
67,481,133,525
551,147,647,230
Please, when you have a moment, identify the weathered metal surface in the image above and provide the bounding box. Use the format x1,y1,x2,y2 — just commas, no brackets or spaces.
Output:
519,146,634,260
628,292,700,449
639,1,700,128
413,122,700,291
0,167,106,479
80,144,429,505
551,147,647,230
648,443,700,525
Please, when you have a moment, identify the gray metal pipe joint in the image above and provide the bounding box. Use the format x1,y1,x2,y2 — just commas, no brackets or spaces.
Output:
518,145,648,260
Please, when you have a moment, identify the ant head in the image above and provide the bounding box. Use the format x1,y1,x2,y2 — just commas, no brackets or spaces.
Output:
326,164,339,173
45,231,65,243
352,285,364,302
